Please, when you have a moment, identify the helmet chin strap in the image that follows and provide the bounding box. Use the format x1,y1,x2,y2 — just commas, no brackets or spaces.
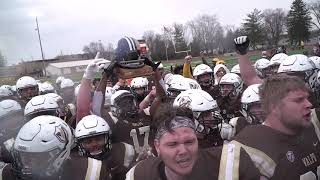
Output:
136,94,145,102
126,110,138,119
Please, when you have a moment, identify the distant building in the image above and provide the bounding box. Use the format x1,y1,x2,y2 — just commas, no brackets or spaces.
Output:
46,59,92,76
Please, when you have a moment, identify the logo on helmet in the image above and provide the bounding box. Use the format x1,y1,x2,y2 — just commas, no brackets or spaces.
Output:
178,96,192,108
54,125,68,143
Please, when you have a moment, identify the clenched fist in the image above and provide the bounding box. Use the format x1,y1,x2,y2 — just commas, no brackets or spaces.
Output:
234,36,250,55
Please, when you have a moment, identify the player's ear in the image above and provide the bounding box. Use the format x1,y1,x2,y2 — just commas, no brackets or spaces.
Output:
154,140,160,156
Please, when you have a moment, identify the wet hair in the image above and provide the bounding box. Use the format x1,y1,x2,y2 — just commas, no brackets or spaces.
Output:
259,74,308,114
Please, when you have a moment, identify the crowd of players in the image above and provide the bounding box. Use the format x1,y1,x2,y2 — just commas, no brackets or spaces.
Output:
0,36,320,179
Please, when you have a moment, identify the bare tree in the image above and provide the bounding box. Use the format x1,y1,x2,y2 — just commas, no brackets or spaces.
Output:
101,43,115,60
187,14,221,53
142,30,156,53
163,26,174,60
309,1,320,32
142,30,175,61
262,8,287,47
82,41,105,59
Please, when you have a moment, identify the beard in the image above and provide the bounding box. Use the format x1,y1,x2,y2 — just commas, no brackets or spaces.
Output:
279,112,304,135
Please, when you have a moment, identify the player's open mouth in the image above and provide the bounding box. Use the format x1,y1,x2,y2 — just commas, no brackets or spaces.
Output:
176,158,191,167
304,112,311,120
90,150,102,155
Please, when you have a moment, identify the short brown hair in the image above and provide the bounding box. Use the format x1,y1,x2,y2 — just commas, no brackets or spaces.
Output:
259,74,308,114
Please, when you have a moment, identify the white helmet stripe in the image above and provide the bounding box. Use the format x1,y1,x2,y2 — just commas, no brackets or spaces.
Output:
127,37,137,51
125,37,135,51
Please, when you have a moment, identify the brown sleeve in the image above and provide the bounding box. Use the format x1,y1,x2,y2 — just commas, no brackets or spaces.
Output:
239,148,261,180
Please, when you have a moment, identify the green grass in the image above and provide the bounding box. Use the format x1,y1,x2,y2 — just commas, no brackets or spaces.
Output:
2,49,311,85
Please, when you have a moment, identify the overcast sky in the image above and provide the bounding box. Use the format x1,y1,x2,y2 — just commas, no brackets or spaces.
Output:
0,0,307,65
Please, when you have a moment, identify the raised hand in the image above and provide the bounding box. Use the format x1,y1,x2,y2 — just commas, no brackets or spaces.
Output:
234,36,250,55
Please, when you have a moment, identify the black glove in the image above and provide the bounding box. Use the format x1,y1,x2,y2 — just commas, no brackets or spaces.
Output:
234,36,250,55
143,58,161,71
104,60,118,77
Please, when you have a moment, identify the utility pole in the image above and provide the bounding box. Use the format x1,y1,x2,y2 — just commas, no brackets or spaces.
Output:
35,17,46,77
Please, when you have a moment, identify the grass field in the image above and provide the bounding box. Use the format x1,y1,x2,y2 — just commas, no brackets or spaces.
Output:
0,49,310,85
161,49,308,70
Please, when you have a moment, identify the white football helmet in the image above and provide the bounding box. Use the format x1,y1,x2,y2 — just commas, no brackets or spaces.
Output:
269,53,288,74
12,115,73,178
60,78,74,89
164,74,183,86
231,64,240,75
39,82,55,95
166,76,189,99
110,90,138,119
270,53,288,66
45,93,64,105
75,115,111,159
16,76,39,101
241,84,264,124
193,64,213,77
219,73,243,99
24,95,60,121
214,64,230,84
173,89,222,134
309,56,320,69
193,64,214,87
278,54,318,91
0,86,14,99
254,58,270,78
0,99,22,118
130,77,149,101
0,85,12,91
55,76,65,85
184,78,202,90
60,79,75,103
130,77,149,89
44,93,66,118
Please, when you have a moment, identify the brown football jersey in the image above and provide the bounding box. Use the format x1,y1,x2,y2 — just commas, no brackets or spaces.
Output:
126,145,260,180
230,114,320,180
107,112,155,157
216,96,243,122
196,131,224,148
107,142,135,180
